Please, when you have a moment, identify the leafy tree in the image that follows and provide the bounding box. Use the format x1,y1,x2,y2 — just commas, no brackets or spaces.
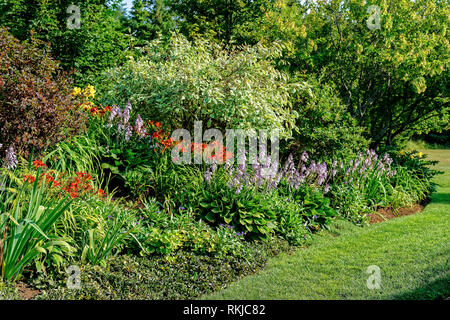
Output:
285,77,369,161
295,0,449,146
234,0,449,147
128,0,176,46
169,0,272,43
0,0,133,84
231,0,307,48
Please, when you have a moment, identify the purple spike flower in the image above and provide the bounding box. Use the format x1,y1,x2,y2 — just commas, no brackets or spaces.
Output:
301,151,309,163
134,114,146,138
124,125,133,141
109,105,121,123
4,146,17,170
123,101,132,125
204,169,212,184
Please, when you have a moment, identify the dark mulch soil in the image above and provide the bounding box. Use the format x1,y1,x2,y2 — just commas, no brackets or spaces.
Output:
16,282,40,300
368,204,424,224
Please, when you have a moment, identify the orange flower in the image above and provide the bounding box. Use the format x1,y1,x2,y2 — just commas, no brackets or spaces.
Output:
152,131,160,139
33,159,46,169
45,173,54,183
23,175,36,183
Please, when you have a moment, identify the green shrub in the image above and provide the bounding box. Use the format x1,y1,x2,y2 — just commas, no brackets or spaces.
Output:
131,200,249,258
325,149,440,222
78,200,137,267
388,149,441,206
284,78,369,161
269,194,308,245
187,159,337,243
328,184,371,224
100,33,298,138
0,27,86,158
191,167,277,239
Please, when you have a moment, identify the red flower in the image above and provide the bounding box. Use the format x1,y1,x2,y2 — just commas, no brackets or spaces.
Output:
45,173,54,183
76,171,86,178
152,131,161,139
23,175,36,183
33,160,46,169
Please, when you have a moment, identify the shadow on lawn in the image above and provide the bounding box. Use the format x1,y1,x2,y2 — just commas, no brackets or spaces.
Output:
428,193,450,205
388,275,450,300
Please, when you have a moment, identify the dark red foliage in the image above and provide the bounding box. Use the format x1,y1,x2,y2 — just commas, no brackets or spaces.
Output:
0,27,86,158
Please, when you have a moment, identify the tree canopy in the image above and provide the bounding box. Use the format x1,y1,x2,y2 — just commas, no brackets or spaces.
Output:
0,0,448,147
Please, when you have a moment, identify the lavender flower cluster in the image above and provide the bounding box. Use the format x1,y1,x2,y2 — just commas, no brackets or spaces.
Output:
204,148,396,195
336,149,396,185
1,144,18,170
224,149,278,194
107,102,147,141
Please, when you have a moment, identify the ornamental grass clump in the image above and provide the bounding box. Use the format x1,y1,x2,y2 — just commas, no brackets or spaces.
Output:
0,167,75,281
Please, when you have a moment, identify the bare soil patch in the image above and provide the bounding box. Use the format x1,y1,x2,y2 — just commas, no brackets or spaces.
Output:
16,282,40,300
368,204,424,224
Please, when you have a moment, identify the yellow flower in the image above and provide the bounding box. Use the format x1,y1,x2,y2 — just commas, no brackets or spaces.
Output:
399,150,405,155
83,85,96,98
418,152,423,158
72,87,81,96
410,155,414,159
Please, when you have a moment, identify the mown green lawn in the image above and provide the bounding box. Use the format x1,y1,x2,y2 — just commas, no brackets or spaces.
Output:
204,150,450,300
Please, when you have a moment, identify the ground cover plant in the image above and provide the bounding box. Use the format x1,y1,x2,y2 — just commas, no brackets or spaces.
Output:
0,0,448,301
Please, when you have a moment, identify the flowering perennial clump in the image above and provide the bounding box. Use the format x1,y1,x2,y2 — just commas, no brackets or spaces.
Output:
22,160,105,200
4,145,18,170
204,149,396,196
176,140,233,164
